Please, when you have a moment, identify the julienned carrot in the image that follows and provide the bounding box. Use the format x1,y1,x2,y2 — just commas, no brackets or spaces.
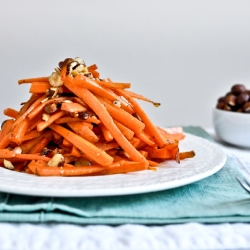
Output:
3,108,19,119
67,121,99,143
10,118,30,145
28,137,50,154
61,74,148,166
0,119,14,142
113,120,134,141
18,77,49,84
55,116,100,124
0,149,16,158
99,123,113,142
116,89,167,148
35,165,105,176
37,110,66,132
29,82,51,93
49,123,113,167
61,102,87,113
27,96,69,121
96,80,131,90
0,57,193,176
15,93,42,120
12,93,48,129
72,74,134,114
98,97,145,135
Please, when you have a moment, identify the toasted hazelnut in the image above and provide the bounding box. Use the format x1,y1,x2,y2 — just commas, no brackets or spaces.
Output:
225,94,236,106
3,159,14,170
44,103,58,114
231,84,247,95
48,71,64,87
42,113,50,122
47,153,65,167
236,92,249,106
243,102,250,113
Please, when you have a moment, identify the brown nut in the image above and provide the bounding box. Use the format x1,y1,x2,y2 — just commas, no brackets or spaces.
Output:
216,102,225,109
242,102,250,113
231,84,247,95
223,104,232,111
44,103,58,114
236,92,249,106
225,94,236,106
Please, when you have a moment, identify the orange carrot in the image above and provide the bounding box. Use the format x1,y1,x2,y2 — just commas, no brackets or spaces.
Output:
3,108,19,119
18,77,49,84
96,80,131,90
67,121,99,143
0,119,14,142
98,98,145,135
10,118,30,145
29,137,50,154
12,93,48,129
35,165,105,176
61,102,87,113
0,149,16,158
29,82,51,93
49,123,113,167
37,110,66,132
54,116,100,124
61,74,148,166
99,123,113,142
116,89,167,147
113,120,134,140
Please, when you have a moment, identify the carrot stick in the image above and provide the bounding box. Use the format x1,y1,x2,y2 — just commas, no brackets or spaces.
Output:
55,116,100,124
72,74,134,114
49,123,113,167
67,121,99,143
121,89,160,106
98,98,145,135
12,93,48,129
61,102,87,113
15,93,42,120
99,123,113,142
29,82,51,93
28,137,50,154
0,119,14,142
27,96,69,121
36,110,66,132
136,131,155,146
3,108,19,119
23,130,42,141
116,89,167,147
18,77,49,84
61,73,148,163
102,161,147,175
71,145,82,157
0,149,16,158
113,120,134,141
96,80,131,90
87,64,98,71
35,165,105,176
10,118,30,145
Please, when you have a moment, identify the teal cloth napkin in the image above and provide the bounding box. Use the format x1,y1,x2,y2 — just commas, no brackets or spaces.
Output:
0,126,249,224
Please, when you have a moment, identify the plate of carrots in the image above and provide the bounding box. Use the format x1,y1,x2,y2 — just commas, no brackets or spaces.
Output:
0,57,226,197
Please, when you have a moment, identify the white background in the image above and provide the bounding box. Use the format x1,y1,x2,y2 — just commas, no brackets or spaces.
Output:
0,0,250,127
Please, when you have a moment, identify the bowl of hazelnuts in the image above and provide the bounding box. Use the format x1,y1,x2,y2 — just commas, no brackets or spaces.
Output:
213,84,250,148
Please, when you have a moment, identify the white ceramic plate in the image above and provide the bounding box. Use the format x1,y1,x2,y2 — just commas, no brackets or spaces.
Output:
0,133,226,197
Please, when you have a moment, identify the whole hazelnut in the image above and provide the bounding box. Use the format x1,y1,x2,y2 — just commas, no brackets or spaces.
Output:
242,102,250,113
236,92,249,106
231,84,247,95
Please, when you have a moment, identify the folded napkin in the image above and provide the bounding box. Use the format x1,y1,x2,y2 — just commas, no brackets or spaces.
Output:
0,126,249,224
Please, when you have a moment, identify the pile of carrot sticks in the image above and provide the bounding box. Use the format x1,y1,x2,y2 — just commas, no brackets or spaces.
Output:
0,57,194,176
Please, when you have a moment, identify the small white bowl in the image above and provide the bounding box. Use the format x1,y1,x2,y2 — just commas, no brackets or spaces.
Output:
213,108,250,148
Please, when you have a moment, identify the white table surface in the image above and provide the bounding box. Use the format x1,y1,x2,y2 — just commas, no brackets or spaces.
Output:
0,128,250,250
